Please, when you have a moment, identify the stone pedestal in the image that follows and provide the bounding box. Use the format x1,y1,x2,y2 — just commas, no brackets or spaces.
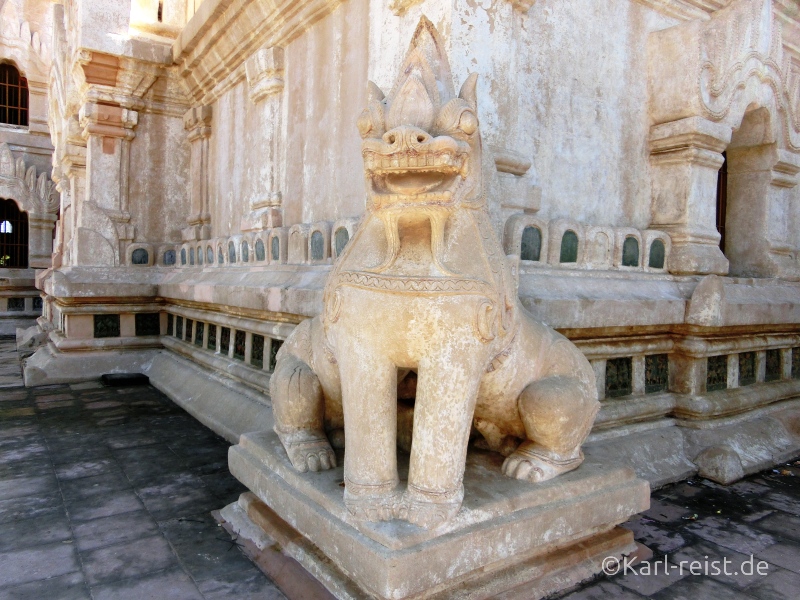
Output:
225,430,649,600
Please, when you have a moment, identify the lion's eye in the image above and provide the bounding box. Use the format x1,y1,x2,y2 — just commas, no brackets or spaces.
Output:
458,111,478,135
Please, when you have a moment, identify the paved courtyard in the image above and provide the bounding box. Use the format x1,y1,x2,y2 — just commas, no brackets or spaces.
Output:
0,337,283,600
0,336,799,599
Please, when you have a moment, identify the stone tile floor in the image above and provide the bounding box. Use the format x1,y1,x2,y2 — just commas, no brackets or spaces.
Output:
560,460,800,600
1,335,799,599
0,338,284,600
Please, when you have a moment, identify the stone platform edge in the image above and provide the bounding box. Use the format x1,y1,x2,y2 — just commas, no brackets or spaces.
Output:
220,492,643,600
227,432,650,600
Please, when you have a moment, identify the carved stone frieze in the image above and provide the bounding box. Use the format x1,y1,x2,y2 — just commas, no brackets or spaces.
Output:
0,143,58,216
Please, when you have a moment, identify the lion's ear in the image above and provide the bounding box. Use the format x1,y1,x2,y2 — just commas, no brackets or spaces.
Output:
367,81,385,103
459,73,478,110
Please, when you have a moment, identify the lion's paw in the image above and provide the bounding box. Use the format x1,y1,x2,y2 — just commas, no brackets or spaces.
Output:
502,442,583,483
282,437,337,473
344,489,401,522
401,484,463,530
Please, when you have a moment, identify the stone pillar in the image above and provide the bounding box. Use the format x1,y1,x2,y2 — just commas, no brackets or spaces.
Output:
649,117,731,276
76,102,138,266
27,213,57,268
58,116,88,268
240,47,284,232
183,105,213,241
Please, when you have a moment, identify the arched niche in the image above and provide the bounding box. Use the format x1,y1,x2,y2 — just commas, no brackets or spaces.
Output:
722,107,800,278
646,0,800,277
0,143,57,268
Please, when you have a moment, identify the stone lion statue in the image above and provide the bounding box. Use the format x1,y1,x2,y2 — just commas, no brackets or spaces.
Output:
270,17,598,529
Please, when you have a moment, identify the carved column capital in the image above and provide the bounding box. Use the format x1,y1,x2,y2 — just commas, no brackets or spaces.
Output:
79,102,138,141
771,150,800,189
649,117,731,156
184,105,213,139
245,47,285,103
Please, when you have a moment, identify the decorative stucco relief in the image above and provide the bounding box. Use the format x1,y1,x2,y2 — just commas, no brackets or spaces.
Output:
699,0,800,150
0,1,49,70
0,143,58,216
173,0,344,104
634,0,734,22
650,0,800,152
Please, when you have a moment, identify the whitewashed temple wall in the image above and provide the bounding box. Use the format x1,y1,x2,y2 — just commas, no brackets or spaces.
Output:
128,111,189,243
201,0,686,235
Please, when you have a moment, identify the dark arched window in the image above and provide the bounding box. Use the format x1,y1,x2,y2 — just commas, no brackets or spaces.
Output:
334,228,349,257
520,226,541,262
0,198,28,267
242,241,249,262
649,239,665,269
0,64,29,127
310,231,324,261
131,248,149,265
271,236,280,261
622,237,639,267
560,230,578,263
255,239,265,261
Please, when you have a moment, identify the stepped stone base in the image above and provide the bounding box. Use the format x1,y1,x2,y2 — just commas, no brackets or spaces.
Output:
225,430,650,600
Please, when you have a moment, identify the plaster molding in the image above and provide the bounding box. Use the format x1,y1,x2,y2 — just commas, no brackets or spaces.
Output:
75,51,189,118
770,149,800,187
79,103,138,141
491,146,532,176
245,47,284,103
173,0,344,104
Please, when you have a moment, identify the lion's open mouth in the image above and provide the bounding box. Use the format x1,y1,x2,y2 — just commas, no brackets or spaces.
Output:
363,149,467,206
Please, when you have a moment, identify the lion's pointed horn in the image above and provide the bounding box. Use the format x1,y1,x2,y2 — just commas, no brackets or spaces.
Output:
367,81,385,103
459,73,478,110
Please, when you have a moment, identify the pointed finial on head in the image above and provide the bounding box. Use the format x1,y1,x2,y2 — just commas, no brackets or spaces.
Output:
387,16,455,108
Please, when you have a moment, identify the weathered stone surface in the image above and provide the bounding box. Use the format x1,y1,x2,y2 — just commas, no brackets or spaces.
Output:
227,428,649,599
270,16,599,531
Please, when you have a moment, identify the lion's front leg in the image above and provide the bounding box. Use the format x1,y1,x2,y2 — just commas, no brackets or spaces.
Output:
404,355,483,529
337,345,401,521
